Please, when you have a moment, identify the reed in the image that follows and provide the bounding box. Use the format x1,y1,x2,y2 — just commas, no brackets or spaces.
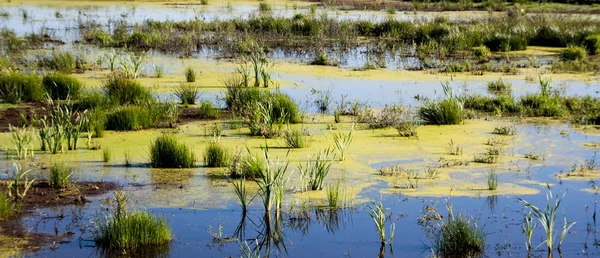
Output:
331,126,354,161
298,148,334,191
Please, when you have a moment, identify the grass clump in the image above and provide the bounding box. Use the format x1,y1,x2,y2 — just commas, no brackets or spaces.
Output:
185,67,197,83
204,143,230,167
419,99,463,125
584,34,600,55
229,150,266,179
94,192,171,250
0,72,44,103
434,209,485,257
42,73,83,100
473,46,491,62
492,125,516,135
105,106,153,131
49,163,72,189
174,83,200,105
487,79,511,94
103,148,111,162
0,193,15,220
150,135,195,168
37,51,81,73
298,148,334,191
487,169,498,190
283,128,308,148
103,74,152,105
559,45,587,61
197,100,219,119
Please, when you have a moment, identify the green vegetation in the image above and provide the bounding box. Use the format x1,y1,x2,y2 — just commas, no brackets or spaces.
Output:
185,67,197,83
174,83,200,105
105,106,153,131
229,150,265,179
197,100,219,119
103,74,152,105
103,148,111,162
487,79,511,94
331,126,354,161
0,193,15,220
204,143,230,167
473,46,491,62
518,186,576,253
492,125,517,135
369,200,395,245
232,177,253,213
419,98,463,125
584,34,600,55
434,210,486,257
49,163,72,189
150,135,195,168
42,73,83,100
283,128,308,148
298,148,334,191
255,147,289,213
487,169,498,190
559,45,587,61
37,51,84,74
94,192,171,250
0,72,44,103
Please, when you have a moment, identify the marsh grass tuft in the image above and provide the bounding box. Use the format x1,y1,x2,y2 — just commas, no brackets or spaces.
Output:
94,199,171,250
204,142,230,167
174,82,200,105
185,67,197,83
487,79,512,94
150,135,195,168
492,125,517,135
283,128,308,148
42,73,83,100
103,148,111,163
103,74,152,105
298,148,334,191
434,208,486,257
487,169,498,190
447,139,463,156
331,126,354,161
369,200,395,245
197,101,219,119
49,163,72,189
0,193,15,220
232,177,254,213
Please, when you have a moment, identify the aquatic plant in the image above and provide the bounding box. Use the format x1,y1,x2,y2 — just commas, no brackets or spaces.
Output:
333,108,341,123
230,149,266,179
256,147,290,214
153,65,164,78
524,152,543,160
204,143,230,167
434,208,486,257
473,46,491,62
487,169,498,190
103,74,152,105
326,181,352,209
369,200,395,245
487,79,512,94
522,210,536,254
7,163,35,201
311,88,332,113
311,53,329,66
185,67,197,83
298,148,334,191
232,177,254,213
37,51,80,73
42,73,83,100
0,72,44,104
49,163,72,189
358,105,404,129
105,106,152,131
0,193,15,220
283,128,308,148
124,151,132,167
197,100,219,119
447,138,463,156
103,148,111,163
517,185,575,253
583,34,600,55
492,125,517,135
559,45,587,61
331,126,354,161
150,135,195,168
94,200,171,250
395,118,418,137
120,52,147,79
174,82,200,105
10,125,34,160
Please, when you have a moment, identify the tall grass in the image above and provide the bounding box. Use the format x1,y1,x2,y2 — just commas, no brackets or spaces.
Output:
103,74,152,105
517,185,575,253
174,83,200,105
0,72,45,103
49,163,72,189
0,193,15,220
42,73,83,100
297,148,334,191
230,150,266,179
487,169,498,190
94,192,171,250
283,128,308,148
10,125,34,160
37,51,81,73
204,143,230,167
7,163,35,201
197,100,219,119
256,147,290,214
232,177,254,213
419,98,463,125
369,200,395,245
434,207,485,257
103,148,111,162
331,126,354,161
150,135,195,168
185,67,197,83
487,79,512,94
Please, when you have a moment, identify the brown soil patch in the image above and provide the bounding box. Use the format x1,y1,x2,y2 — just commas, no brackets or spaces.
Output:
0,181,117,208
0,101,48,133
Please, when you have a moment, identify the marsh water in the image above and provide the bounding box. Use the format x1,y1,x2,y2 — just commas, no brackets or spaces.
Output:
2,1,600,258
